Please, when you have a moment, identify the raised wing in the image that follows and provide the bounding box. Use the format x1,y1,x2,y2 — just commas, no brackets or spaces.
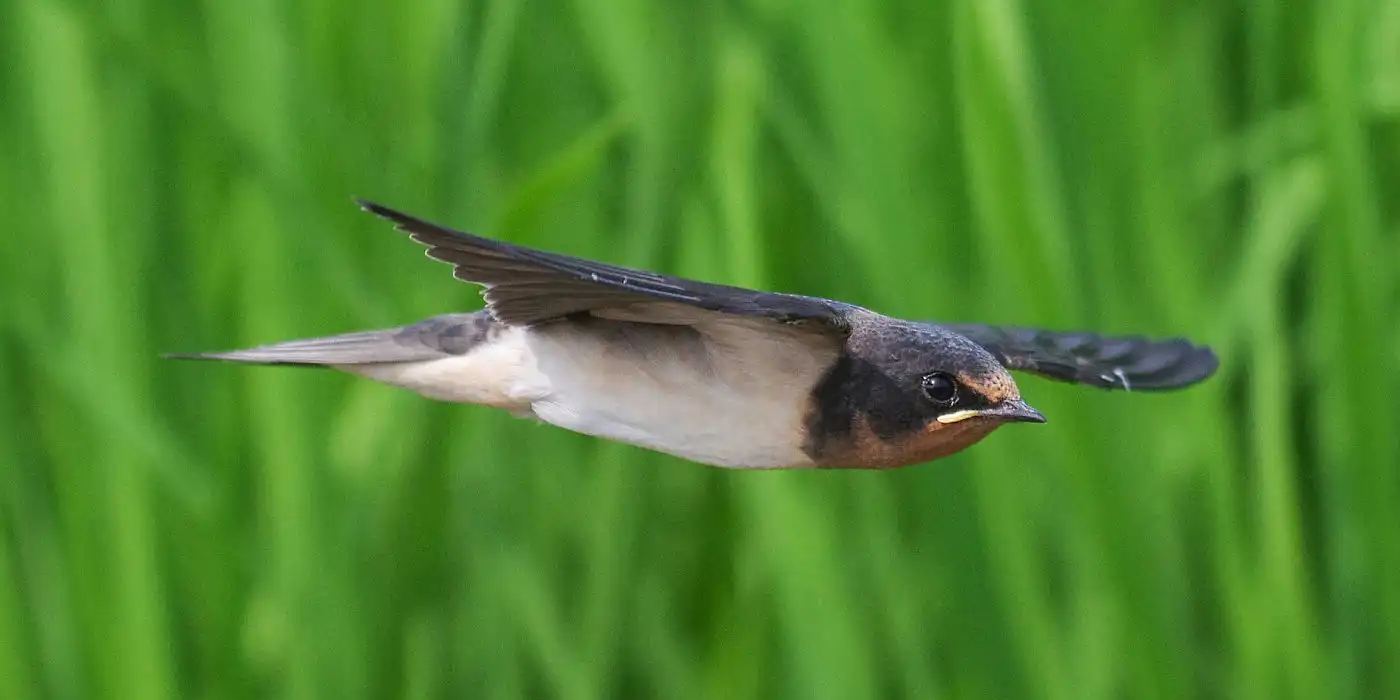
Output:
356,199,850,330
942,324,1218,391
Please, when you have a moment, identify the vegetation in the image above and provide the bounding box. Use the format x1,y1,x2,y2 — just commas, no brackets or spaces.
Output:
2,0,1396,698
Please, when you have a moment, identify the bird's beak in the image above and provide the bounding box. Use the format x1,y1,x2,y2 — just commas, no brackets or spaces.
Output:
936,399,1047,425
982,399,1047,423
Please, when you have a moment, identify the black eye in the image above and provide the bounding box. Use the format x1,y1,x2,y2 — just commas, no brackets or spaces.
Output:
922,372,959,406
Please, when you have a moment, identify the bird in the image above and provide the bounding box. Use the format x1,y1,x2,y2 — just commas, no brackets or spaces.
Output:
169,200,1219,470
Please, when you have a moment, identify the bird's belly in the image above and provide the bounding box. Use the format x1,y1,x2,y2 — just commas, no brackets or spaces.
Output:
523,321,823,468
530,394,812,468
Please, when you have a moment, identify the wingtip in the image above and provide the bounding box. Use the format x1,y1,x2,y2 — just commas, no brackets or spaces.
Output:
1185,344,1222,386
1132,341,1219,391
353,197,395,219
353,198,441,236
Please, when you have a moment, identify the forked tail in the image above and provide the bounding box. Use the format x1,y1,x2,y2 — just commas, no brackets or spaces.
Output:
165,312,497,366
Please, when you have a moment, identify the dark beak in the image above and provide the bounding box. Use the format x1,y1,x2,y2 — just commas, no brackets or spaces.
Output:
984,399,1047,424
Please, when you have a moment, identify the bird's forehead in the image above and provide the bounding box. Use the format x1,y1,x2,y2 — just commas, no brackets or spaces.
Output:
958,366,1019,403
923,329,1020,403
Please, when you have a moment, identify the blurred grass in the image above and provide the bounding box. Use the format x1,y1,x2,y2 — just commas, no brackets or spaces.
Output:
1,0,1397,698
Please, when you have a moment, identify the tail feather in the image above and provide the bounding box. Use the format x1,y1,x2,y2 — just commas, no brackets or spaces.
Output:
166,330,449,366
165,312,497,367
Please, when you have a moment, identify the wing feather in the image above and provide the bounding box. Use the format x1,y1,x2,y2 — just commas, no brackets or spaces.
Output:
357,199,850,332
942,324,1218,391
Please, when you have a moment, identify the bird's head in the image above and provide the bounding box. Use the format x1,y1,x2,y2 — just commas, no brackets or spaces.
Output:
917,327,1046,429
804,319,1045,468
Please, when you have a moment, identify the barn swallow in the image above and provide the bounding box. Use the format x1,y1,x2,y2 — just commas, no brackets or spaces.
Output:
170,200,1219,469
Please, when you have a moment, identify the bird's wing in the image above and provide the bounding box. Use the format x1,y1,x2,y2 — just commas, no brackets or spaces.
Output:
941,324,1218,391
357,199,850,331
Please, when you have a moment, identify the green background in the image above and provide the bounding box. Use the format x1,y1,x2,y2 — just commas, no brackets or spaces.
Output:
3,0,1398,698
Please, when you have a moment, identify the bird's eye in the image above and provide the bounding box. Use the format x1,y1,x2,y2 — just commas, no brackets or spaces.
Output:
921,372,959,406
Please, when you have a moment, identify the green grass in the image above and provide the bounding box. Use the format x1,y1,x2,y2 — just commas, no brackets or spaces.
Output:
2,0,1397,698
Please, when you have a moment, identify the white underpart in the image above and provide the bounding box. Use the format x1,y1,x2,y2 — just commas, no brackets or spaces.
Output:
529,317,836,468
338,316,836,468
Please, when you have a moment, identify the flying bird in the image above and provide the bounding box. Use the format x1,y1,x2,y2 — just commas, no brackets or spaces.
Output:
170,200,1219,469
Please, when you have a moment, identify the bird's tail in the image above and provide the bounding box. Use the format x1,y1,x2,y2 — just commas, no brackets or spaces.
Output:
166,330,416,366
164,313,492,366
165,312,528,407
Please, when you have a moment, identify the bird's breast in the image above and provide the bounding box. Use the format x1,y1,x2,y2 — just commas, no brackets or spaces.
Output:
812,416,1002,468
